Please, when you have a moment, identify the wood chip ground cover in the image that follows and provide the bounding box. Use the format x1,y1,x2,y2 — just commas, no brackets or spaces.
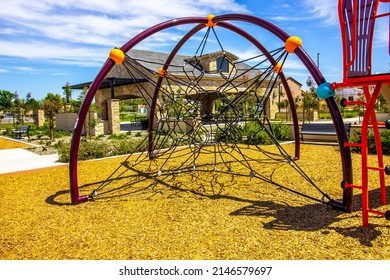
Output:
1,143,390,260
0,138,31,150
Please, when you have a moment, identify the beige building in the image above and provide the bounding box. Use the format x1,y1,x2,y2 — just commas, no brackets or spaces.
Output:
70,49,303,134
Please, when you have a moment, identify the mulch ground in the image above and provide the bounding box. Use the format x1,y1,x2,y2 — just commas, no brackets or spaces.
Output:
0,137,32,150
1,143,390,260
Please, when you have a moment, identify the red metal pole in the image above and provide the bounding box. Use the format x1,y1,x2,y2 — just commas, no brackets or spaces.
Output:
365,83,387,205
361,88,370,227
360,82,383,226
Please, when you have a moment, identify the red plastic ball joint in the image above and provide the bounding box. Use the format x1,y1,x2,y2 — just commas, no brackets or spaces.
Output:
330,82,338,90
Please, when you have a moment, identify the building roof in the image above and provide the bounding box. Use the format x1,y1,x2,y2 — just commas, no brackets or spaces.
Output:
68,49,298,90
107,49,260,80
68,77,146,90
286,77,302,86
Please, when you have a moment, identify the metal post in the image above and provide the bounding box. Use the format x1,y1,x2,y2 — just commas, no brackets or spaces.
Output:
317,52,320,69
278,82,281,113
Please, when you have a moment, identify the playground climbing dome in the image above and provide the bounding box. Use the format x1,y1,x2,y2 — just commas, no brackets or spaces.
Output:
68,11,390,227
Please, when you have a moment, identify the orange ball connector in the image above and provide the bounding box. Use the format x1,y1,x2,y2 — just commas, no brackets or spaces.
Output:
273,62,283,74
206,14,216,27
158,68,168,77
285,36,302,53
109,48,125,64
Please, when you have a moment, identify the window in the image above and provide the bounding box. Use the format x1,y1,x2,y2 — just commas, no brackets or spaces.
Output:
216,56,229,72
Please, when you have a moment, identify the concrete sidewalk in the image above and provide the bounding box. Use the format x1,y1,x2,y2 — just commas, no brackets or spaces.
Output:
0,148,66,174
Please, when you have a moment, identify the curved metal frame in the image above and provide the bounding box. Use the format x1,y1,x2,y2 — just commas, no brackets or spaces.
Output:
147,21,300,160
69,14,353,212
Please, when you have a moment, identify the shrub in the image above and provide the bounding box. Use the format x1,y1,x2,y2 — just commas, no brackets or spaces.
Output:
247,130,272,145
3,127,12,137
56,136,151,163
56,141,71,162
108,131,132,140
111,139,134,155
54,129,72,138
215,123,243,143
270,122,290,141
56,140,111,162
349,129,390,155
380,130,390,155
80,140,112,160
215,121,289,145
243,121,289,144
55,122,291,162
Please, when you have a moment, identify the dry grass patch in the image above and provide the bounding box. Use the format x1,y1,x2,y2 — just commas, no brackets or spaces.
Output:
1,144,390,260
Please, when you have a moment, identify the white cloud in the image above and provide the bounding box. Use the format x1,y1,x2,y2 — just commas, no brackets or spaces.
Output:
0,0,248,66
373,10,389,48
12,66,40,73
52,72,71,76
269,1,337,26
0,39,107,67
283,58,308,71
302,0,338,26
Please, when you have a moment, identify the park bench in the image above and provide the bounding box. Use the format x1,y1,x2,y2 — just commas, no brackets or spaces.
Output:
12,125,30,139
300,122,351,142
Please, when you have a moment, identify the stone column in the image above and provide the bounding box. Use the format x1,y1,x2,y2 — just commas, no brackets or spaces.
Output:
107,99,120,134
34,109,45,127
200,97,215,119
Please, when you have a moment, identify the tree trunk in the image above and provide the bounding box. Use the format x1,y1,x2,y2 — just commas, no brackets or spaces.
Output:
50,118,55,141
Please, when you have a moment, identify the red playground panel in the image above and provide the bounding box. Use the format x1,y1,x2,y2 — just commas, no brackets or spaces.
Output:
333,0,390,227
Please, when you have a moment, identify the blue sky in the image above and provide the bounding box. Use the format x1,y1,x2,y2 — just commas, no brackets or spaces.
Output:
1,0,389,101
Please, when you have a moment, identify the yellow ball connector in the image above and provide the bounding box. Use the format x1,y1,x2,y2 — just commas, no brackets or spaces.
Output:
206,14,216,27
109,48,125,64
284,36,302,53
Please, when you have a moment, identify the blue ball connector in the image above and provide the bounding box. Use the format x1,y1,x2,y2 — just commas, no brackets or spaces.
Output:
317,82,336,100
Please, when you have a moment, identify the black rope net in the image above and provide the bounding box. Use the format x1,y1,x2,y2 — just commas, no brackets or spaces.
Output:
84,27,335,206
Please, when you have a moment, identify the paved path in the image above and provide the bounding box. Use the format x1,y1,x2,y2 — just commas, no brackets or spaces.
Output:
0,148,66,174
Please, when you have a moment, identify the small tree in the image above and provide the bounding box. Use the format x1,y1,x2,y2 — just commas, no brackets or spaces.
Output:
0,90,15,118
20,92,41,124
377,93,388,112
277,99,289,111
42,93,63,140
69,87,88,113
9,91,22,126
25,92,41,112
303,76,319,122
63,82,73,112
70,88,100,141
